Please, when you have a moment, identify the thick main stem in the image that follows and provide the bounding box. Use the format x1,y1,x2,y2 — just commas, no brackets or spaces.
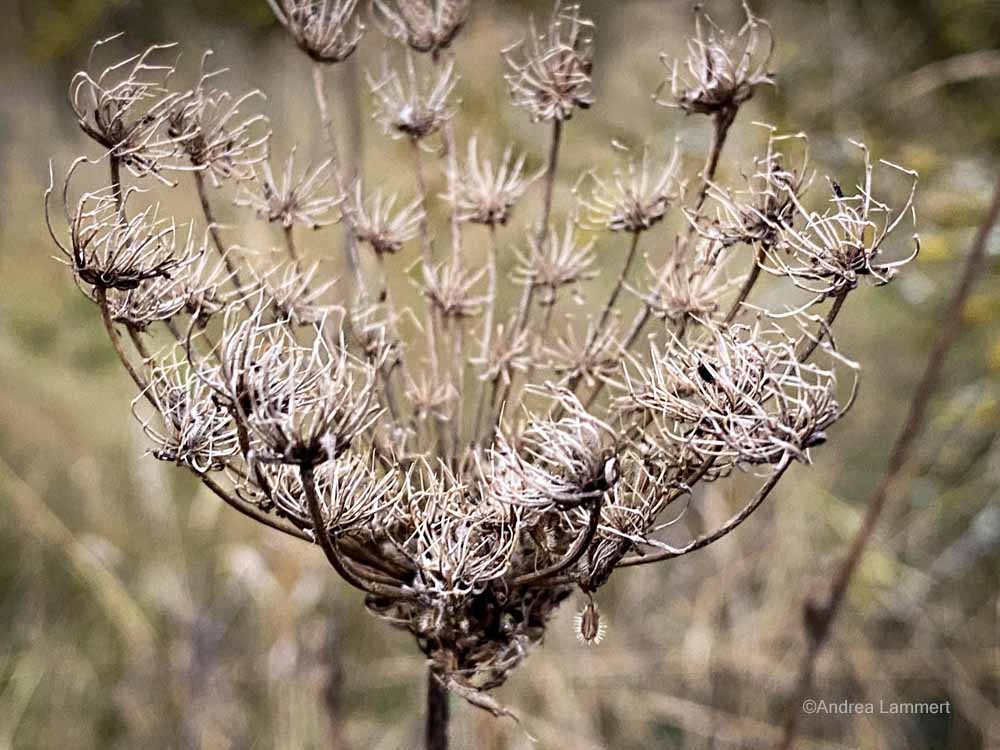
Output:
425,669,450,750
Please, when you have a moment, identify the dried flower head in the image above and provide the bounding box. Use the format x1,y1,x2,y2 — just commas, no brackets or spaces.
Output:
621,323,851,472
449,136,538,226
423,260,486,319
368,54,458,140
54,3,922,726
236,150,342,229
489,388,618,510
47,177,196,297
373,0,470,58
348,182,425,256
544,319,622,389
252,259,339,326
265,453,400,536
657,1,774,119
472,323,531,387
209,307,382,465
69,37,182,180
580,144,684,233
166,54,270,184
513,219,597,305
267,0,365,64
639,248,733,323
502,1,595,122
699,129,812,249
760,143,919,301
134,351,240,473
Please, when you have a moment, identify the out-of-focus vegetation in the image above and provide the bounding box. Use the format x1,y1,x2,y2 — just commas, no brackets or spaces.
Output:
1,1,998,748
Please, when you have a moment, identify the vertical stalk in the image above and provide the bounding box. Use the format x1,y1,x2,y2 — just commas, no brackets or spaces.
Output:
194,169,244,289
471,225,500,447
490,119,564,439
312,63,364,296
425,670,450,750
513,119,563,335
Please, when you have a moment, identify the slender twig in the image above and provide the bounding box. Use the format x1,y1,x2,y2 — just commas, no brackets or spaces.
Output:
300,462,410,599
492,119,563,437
194,169,245,289
312,62,364,296
617,454,792,567
779,174,1000,750
723,245,763,324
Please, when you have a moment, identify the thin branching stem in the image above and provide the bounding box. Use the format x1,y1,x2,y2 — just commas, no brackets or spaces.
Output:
779,174,1000,750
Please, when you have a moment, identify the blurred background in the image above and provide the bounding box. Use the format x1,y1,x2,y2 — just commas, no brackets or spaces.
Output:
1,0,999,748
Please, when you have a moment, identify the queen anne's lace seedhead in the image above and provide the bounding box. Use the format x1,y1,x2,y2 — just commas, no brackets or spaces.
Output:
449,136,538,227
236,151,342,229
368,54,458,141
70,38,183,180
580,145,684,233
372,0,470,58
266,0,364,64
502,1,594,122
53,2,920,723
658,1,774,120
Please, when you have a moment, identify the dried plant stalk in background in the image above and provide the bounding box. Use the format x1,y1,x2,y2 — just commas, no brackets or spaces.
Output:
47,2,919,748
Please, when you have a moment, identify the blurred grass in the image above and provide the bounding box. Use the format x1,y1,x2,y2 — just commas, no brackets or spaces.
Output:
1,1,999,748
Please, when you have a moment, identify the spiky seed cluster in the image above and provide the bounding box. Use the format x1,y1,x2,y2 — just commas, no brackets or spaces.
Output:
658,1,774,119
237,151,342,229
134,352,240,473
698,131,812,249
69,38,182,180
49,183,196,297
368,55,458,140
449,137,537,227
514,220,597,305
502,2,595,122
266,0,364,64
581,146,684,233
348,182,424,256
759,143,919,302
373,0,470,58
52,3,919,722
166,56,270,184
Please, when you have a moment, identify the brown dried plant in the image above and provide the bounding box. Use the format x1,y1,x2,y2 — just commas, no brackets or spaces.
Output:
47,3,919,748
